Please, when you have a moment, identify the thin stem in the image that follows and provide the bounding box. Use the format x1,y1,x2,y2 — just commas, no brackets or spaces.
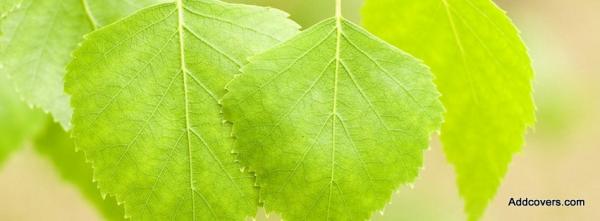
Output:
335,0,342,18
81,0,98,29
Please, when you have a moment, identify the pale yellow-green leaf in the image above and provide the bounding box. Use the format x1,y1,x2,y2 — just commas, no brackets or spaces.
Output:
363,0,535,220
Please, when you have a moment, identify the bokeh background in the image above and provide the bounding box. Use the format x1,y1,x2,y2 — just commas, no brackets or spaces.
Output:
0,0,598,220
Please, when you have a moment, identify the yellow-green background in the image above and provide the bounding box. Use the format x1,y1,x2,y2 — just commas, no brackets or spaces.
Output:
0,0,598,220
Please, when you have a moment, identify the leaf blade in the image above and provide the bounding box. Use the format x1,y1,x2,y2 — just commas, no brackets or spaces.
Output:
223,18,443,221
0,0,90,128
362,0,536,220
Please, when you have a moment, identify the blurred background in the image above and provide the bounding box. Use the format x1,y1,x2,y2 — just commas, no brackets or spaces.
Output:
0,0,598,220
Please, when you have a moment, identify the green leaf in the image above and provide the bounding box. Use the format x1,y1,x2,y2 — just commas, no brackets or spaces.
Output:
0,0,165,128
33,119,125,221
65,0,299,220
362,0,535,220
0,74,45,167
0,0,89,128
223,17,443,221
0,0,42,173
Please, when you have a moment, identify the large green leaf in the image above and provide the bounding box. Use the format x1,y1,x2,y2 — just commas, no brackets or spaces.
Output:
65,0,299,220
0,74,45,167
362,0,535,220
223,17,443,221
34,119,125,221
0,0,165,128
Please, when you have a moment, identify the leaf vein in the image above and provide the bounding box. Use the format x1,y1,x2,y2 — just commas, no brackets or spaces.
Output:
85,31,179,129
340,31,433,121
190,129,252,208
234,28,336,103
183,24,243,67
273,115,333,196
183,5,282,42
112,67,180,174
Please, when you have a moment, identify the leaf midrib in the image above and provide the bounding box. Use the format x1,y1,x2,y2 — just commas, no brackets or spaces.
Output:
176,1,253,219
327,13,343,220
440,0,480,103
175,0,199,219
